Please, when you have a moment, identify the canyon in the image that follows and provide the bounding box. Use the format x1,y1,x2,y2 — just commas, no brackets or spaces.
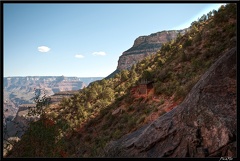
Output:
3,76,103,140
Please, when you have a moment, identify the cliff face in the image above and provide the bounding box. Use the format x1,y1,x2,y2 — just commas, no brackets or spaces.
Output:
3,76,82,122
117,29,188,70
4,76,85,93
3,76,102,117
49,90,79,104
105,47,236,157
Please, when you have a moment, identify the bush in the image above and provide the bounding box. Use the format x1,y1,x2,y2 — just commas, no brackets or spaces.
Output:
193,32,202,43
183,38,192,48
136,115,145,124
127,105,135,112
120,113,129,124
153,81,163,95
84,134,92,142
174,86,187,101
112,129,122,139
144,108,151,114
159,99,165,105
128,117,137,129
117,124,124,130
181,52,187,62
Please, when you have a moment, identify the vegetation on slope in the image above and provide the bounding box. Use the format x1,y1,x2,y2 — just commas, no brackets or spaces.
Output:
6,3,236,158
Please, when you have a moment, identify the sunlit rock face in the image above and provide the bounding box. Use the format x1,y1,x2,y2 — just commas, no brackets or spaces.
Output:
117,29,188,70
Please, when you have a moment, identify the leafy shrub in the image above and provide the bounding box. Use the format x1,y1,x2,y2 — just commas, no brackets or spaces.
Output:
136,115,146,124
120,113,129,124
193,32,202,43
181,51,187,62
183,38,192,48
112,129,122,139
128,117,137,130
84,134,92,142
127,105,135,112
153,81,162,95
174,86,187,101
192,58,203,72
159,99,165,105
144,108,151,114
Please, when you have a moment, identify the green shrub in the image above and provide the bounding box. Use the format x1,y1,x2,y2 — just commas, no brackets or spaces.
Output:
159,99,165,105
119,113,129,124
127,105,135,112
153,81,163,95
193,32,202,43
183,38,192,48
117,124,124,130
181,52,187,62
101,122,110,131
144,108,151,114
84,134,92,142
174,86,187,101
136,115,145,124
128,117,137,129
112,129,122,139
192,58,203,72
154,106,159,112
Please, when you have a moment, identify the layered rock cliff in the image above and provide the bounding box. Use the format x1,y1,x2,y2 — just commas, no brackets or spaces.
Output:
105,47,236,157
49,90,79,104
3,76,102,118
4,76,85,93
117,29,188,71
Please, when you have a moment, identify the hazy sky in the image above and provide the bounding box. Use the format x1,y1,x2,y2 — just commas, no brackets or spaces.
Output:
4,3,224,77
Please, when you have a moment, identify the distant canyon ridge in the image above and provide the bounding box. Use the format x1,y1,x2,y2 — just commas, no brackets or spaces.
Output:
3,76,103,121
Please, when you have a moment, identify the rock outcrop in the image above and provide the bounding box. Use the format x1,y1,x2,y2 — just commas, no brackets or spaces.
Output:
49,90,79,104
117,29,188,71
105,47,236,157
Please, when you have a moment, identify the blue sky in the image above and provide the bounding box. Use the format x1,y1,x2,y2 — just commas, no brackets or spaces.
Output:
4,3,225,77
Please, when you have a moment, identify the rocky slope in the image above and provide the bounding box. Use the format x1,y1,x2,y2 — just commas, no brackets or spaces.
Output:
105,47,236,157
117,29,188,71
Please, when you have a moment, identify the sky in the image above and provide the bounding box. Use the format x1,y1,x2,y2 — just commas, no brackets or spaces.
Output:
3,3,225,77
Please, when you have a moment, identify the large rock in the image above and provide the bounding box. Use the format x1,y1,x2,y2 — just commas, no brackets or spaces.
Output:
49,90,79,104
104,47,236,157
